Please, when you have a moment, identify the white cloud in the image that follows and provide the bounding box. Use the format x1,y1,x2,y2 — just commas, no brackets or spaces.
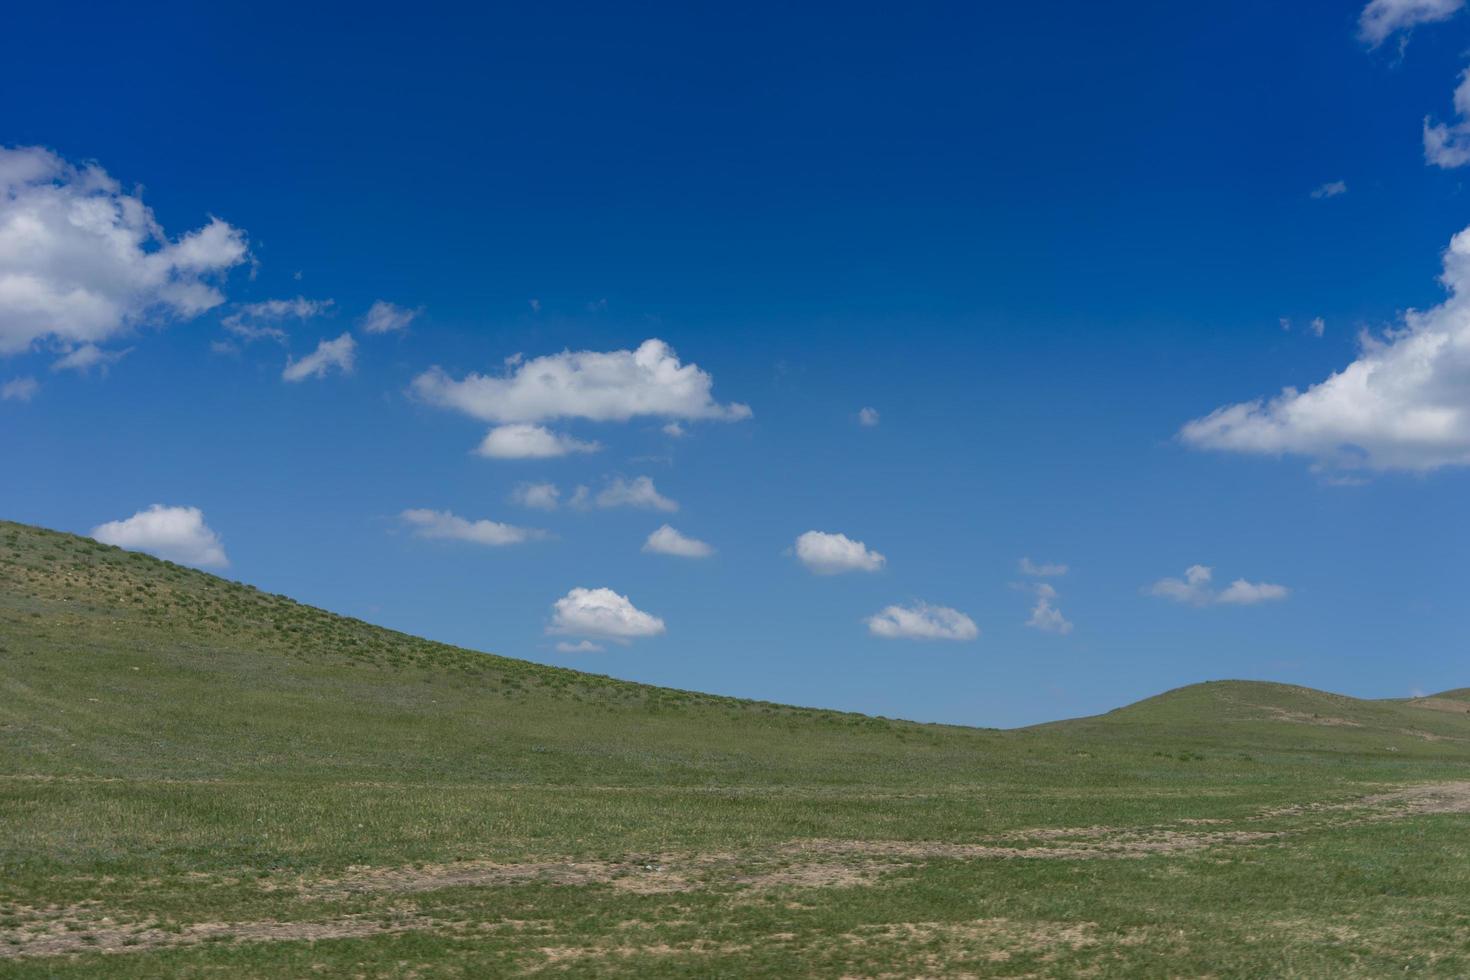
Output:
1424,69,1470,168
858,406,880,427
1026,583,1074,634
51,343,129,373
1310,180,1348,199
476,424,601,459
1148,565,1288,606
1149,564,1216,605
222,296,331,343
662,421,686,437
643,524,714,558
410,338,751,425
794,530,885,574
866,602,978,641
548,586,666,642
555,639,604,653
1309,317,1326,338
583,475,678,512
1359,0,1463,46
282,332,356,382
511,482,561,510
91,504,228,568
360,300,419,334
1180,225,1470,472
1,376,38,401
1217,579,1291,604
1019,557,1068,577
399,508,544,546
0,146,249,356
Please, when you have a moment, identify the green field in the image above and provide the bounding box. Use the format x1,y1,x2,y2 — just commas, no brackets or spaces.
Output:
2,518,1469,977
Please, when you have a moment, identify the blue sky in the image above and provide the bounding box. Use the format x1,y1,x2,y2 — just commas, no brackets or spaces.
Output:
5,0,1470,726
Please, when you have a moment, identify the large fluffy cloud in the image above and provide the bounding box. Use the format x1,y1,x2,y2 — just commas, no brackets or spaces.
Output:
399,508,544,546
866,602,978,641
0,146,248,355
476,424,600,459
642,524,714,557
1358,0,1463,46
1147,565,1288,607
282,333,356,382
1181,226,1470,472
547,587,666,642
91,505,229,568
793,530,885,574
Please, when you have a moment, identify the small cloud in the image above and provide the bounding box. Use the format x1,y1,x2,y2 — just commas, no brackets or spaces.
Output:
794,530,885,574
51,344,130,374
547,586,665,642
476,424,601,459
223,297,332,344
1309,317,1326,338
360,300,420,334
643,524,714,558
283,333,356,382
555,639,604,653
1279,317,1292,332
1147,564,1288,606
1019,557,1068,577
663,421,686,438
1,377,39,402
209,340,240,357
858,407,880,427
91,504,228,568
1310,180,1348,199
589,475,678,512
399,508,545,547
528,298,542,314
866,602,978,641
511,482,562,510
1217,579,1291,604
586,298,608,313
1358,0,1463,47
1026,583,1073,634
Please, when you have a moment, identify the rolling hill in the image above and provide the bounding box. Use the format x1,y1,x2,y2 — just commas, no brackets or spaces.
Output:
3,518,1469,977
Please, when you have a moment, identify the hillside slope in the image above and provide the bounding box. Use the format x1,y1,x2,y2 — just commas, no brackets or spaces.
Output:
4,518,1470,977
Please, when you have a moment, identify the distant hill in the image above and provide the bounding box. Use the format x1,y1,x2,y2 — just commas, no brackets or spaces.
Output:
6,517,1470,976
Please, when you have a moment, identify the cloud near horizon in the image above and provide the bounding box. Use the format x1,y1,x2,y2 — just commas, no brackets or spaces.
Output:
91,504,229,568
866,602,978,641
1180,225,1470,473
0,145,249,356
548,587,666,642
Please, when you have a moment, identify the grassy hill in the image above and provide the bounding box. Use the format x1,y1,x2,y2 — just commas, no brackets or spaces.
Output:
3,519,1470,976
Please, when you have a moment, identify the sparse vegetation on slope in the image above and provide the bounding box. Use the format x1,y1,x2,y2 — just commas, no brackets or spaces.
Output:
3,519,1470,977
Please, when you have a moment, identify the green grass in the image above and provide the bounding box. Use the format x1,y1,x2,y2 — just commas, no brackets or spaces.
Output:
2,518,1469,976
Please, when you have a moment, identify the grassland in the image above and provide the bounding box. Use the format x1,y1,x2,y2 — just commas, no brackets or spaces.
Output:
2,518,1469,977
